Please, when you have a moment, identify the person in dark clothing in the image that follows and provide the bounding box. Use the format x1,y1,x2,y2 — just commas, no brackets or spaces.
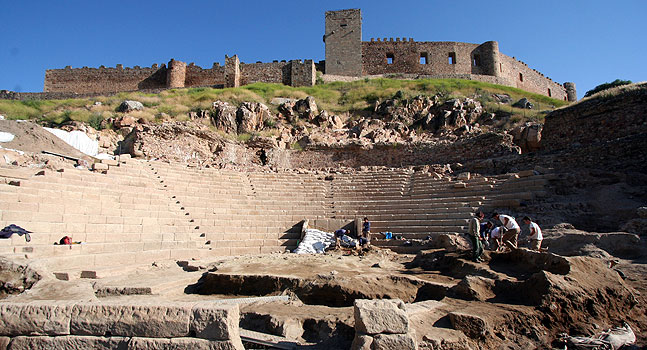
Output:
361,217,371,247
468,212,484,262
0,224,31,242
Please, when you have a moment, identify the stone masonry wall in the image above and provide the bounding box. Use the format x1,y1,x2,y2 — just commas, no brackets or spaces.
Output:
542,83,647,151
0,301,244,350
325,9,363,76
499,54,568,101
362,40,481,76
185,64,225,88
44,65,167,93
240,62,290,86
287,133,520,169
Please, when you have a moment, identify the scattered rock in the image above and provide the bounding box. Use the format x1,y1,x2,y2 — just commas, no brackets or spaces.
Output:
117,100,144,112
449,311,488,338
512,98,534,109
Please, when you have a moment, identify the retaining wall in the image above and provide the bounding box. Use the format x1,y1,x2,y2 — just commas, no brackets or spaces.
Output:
0,301,243,350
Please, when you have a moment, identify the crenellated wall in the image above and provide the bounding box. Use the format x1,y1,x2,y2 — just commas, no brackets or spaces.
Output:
43,57,316,94
327,9,575,101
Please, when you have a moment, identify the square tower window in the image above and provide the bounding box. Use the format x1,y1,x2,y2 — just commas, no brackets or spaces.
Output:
472,54,480,66
448,52,456,65
420,52,428,64
386,53,394,65
519,73,524,82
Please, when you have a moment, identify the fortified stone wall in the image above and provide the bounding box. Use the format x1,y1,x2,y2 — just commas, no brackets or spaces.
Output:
44,65,167,94
362,40,481,76
326,8,574,101
185,63,225,88
42,56,315,94
324,9,363,76
499,54,568,100
240,61,290,86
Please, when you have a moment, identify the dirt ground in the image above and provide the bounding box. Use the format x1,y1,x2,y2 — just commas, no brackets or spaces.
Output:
0,120,86,158
6,229,642,350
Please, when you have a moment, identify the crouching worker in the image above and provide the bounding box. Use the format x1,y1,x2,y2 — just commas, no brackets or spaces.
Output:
468,212,484,262
493,212,520,250
334,229,348,249
523,216,543,251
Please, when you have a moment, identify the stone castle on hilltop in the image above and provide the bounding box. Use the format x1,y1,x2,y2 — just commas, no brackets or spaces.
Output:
42,9,576,101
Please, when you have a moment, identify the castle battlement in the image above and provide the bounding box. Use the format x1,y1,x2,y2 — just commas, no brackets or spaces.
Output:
41,8,574,101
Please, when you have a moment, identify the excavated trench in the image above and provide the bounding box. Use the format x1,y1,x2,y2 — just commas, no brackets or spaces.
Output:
192,272,448,307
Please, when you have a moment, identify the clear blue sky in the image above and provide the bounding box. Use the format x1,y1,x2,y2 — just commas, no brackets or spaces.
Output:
1,0,645,99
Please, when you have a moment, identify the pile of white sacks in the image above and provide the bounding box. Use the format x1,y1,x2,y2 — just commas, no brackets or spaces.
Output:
293,229,336,254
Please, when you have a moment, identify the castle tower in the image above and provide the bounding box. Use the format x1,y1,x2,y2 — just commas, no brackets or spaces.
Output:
564,82,577,102
480,41,501,78
224,55,241,88
324,9,362,76
166,59,186,88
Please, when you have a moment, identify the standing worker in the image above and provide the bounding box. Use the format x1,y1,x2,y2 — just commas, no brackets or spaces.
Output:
523,216,543,251
468,212,484,262
492,212,521,250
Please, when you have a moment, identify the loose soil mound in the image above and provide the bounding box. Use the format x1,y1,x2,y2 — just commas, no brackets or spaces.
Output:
0,120,86,158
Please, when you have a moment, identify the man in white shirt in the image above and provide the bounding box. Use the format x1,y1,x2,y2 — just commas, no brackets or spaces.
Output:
522,216,543,251
492,212,520,250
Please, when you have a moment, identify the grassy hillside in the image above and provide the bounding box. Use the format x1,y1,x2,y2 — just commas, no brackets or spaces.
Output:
0,78,569,128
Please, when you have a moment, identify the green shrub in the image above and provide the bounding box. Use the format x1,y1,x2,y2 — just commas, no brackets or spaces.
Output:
88,113,105,130
584,79,632,97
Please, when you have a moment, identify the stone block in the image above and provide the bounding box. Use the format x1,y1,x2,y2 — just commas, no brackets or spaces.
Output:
190,303,240,341
127,337,243,350
351,334,373,350
453,182,467,189
0,302,74,336
0,337,9,350
70,302,191,338
101,159,119,166
518,170,535,177
448,311,488,339
354,299,409,335
93,163,109,171
8,335,129,350
457,172,470,180
372,333,417,350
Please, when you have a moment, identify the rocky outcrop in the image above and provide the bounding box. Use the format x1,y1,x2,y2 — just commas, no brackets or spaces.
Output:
279,96,319,122
211,101,238,133
236,102,270,134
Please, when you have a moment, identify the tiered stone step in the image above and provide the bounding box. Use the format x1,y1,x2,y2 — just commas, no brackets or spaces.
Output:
0,161,213,276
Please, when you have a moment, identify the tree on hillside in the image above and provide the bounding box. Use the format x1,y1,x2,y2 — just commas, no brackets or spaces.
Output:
584,79,632,97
